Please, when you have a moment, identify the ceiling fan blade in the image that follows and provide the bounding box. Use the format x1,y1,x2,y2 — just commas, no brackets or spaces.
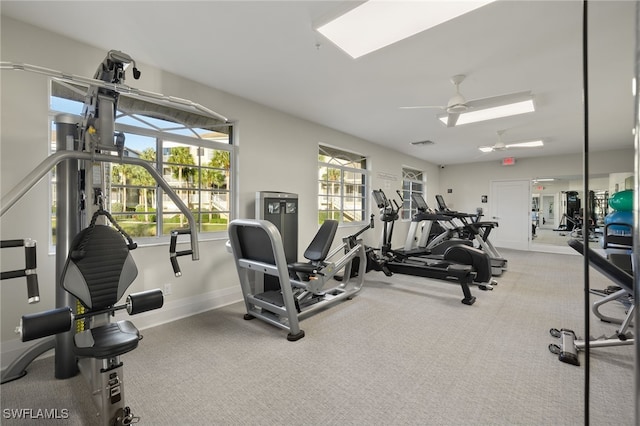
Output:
465,91,533,110
446,113,460,127
399,105,445,110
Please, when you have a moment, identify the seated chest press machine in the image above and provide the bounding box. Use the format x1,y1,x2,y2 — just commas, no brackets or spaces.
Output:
228,218,370,341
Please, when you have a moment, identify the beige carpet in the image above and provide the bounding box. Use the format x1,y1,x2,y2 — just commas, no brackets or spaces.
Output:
1,249,634,425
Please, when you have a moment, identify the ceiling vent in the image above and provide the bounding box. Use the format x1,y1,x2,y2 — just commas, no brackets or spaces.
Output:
411,140,435,146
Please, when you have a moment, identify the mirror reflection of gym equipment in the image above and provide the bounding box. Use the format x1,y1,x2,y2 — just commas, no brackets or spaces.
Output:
0,51,220,425
530,175,632,249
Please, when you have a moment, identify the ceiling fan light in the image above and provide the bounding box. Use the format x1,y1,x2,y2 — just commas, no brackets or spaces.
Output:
506,140,544,148
478,146,494,153
438,98,535,126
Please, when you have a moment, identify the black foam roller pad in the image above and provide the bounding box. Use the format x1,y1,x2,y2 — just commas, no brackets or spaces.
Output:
127,289,164,315
21,307,72,342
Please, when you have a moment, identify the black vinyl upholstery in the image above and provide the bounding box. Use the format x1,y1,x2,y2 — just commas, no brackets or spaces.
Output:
61,224,141,358
288,220,338,275
74,321,140,358
303,220,338,262
62,225,138,310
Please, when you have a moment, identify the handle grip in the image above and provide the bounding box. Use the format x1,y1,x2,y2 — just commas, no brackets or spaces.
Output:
170,228,195,277
1,239,39,304
26,274,39,304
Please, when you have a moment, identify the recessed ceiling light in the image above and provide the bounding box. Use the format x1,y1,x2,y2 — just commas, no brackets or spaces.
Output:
316,0,497,59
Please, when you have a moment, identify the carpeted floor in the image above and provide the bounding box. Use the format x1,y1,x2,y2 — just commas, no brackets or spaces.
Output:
0,249,634,425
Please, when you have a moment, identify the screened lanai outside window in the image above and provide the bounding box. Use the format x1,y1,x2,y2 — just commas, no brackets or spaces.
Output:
318,145,367,224
49,80,233,242
401,167,425,220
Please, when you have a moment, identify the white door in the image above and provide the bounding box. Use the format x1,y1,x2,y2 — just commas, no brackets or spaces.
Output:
490,179,531,250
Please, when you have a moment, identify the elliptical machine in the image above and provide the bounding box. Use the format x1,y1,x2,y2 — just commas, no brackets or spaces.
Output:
366,189,495,305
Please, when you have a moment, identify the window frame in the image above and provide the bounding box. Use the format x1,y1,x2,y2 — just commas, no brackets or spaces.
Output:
318,144,369,225
401,167,426,220
48,80,236,248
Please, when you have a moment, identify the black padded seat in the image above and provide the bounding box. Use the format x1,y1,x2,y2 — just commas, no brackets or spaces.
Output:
73,320,140,359
288,220,338,275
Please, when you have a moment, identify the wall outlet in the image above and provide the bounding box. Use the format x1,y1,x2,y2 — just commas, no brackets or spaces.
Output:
164,283,172,296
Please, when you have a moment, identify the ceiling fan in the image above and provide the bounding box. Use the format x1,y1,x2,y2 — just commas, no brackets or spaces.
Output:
400,74,533,127
478,130,544,153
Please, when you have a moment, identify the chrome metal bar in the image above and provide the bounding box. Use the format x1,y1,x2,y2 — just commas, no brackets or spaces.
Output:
0,150,199,261
633,3,640,422
0,61,228,123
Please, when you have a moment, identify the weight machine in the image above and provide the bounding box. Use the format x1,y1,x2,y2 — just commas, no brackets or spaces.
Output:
228,218,370,341
1,51,225,424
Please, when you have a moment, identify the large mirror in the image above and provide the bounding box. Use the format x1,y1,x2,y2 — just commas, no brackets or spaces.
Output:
530,173,633,253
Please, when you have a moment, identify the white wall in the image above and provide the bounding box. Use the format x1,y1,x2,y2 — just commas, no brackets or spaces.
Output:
0,16,439,365
437,150,634,218
2,16,632,369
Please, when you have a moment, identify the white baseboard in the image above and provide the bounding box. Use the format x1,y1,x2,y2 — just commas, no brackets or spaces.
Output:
1,286,243,372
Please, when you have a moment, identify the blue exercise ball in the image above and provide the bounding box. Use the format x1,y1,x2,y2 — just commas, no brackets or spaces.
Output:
604,210,633,234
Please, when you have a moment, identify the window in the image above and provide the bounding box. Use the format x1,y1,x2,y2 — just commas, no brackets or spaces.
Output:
318,145,368,224
401,167,425,220
49,80,234,242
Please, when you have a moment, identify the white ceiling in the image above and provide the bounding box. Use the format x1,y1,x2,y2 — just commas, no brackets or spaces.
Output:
1,1,636,165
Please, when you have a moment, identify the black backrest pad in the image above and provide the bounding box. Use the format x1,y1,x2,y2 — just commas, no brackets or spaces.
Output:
304,220,338,262
236,226,276,264
62,225,138,310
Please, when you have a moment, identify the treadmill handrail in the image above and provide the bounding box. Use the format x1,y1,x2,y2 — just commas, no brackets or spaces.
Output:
0,150,199,261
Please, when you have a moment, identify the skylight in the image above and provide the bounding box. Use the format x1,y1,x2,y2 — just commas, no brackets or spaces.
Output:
316,0,497,59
